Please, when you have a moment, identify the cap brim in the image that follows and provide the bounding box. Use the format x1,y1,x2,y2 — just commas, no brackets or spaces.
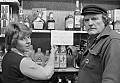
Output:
81,11,103,15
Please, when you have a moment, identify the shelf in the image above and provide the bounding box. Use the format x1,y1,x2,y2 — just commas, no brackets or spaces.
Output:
0,34,5,37
32,30,87,34
0,67,79,73
0,0,19,3
54,67,79,72
32,30,51,33
0,0,20,10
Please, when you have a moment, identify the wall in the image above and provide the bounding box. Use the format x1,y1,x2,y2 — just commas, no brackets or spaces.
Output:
22,0,120,30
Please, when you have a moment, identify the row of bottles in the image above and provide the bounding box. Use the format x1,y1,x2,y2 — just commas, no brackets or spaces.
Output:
24,45,50,67
49,74,78,83
18,6,55,30
54,45,79,69
65,0,85,31
17,0,84,31
32,10,55,30
24,45,80,69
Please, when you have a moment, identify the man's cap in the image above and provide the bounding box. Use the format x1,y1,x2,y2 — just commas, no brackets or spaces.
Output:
81,5,107,15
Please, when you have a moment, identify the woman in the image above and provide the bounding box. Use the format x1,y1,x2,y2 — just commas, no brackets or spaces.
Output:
1,22,57,83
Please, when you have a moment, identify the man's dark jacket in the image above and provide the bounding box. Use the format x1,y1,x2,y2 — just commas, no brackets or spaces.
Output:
77,26,120,83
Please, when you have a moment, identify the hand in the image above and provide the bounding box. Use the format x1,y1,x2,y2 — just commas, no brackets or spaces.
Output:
67,45,78,58
50,45,58,54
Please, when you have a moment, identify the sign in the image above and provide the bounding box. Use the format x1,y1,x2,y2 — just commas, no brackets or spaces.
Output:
51,30,73,45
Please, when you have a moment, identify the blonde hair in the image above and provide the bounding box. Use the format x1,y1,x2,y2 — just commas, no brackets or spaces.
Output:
4,22,32,51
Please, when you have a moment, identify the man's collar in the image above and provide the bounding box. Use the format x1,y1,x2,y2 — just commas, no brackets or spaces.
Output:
88,25,111,41
96,25,111,39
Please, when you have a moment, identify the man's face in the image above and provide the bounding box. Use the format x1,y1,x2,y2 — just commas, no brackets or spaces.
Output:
84,14,105,35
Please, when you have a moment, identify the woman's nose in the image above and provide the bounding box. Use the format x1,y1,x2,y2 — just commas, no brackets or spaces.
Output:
26,38,31,43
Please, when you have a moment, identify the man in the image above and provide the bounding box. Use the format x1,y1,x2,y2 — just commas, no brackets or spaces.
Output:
70,5,120,83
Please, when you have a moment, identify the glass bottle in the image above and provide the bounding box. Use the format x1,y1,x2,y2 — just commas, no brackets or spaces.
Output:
18,6,24,23
74,0,81,31
57,76,63,83
24,14,30,27
54,46,60,69
66,46,74,67
65,13,74,31
10,7,15,23
33,10,45,30
34,48,45,67
44,50,50,65
59,45,67,69
47,12,55,30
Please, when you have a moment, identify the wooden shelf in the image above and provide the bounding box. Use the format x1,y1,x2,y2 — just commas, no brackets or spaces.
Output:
54,67,79,72
32,30,51,33
0,34,5,37
32,30,87,34
0,0,20,10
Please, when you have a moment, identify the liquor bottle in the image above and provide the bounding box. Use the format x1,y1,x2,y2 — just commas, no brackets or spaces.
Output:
59,45,67,69
47,12,55,30
74,0,81,31
33,10,45,30
65,76,72,83
73,74,78,83
54,46,60,69
10,7,15,23
18,6,24,23
66,46,74,67
65,13,74,30
57,76,63,83
1,5,9,34
44,50,50,65
24,14,30,27
34,48,45,67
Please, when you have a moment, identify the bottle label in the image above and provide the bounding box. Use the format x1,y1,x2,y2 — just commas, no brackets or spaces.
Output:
34,22,43,29
54,52,60,68
66,18,74,28
59,53,66,68
48,22,55,29
75,15,81,28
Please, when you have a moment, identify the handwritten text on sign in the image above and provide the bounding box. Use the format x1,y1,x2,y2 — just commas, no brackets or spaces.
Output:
51,30,73,45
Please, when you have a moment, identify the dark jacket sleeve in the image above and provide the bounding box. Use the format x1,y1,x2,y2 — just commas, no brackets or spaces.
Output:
102,38,120,83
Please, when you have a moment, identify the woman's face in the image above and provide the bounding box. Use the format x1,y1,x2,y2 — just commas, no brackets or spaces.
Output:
15,35,31,53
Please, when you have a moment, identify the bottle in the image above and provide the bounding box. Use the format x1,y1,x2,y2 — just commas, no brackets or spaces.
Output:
24,14,30,27
59,45,67,69
29,45,35,61
34,48,45,67
73,74,78,83
54,46,60,69
10,7,15,23
44,50,50,65
18,6,24,23
33,10,45,30
1,6,9,28
66,46,74,67
65,13,74,30
65,76,72,83
57,76,63,83
74,0,81,31
47,12,55,30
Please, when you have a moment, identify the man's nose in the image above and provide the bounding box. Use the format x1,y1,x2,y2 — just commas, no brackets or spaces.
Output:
88,19,93,26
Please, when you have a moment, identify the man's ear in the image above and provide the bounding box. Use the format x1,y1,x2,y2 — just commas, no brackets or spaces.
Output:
102,15,110,26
